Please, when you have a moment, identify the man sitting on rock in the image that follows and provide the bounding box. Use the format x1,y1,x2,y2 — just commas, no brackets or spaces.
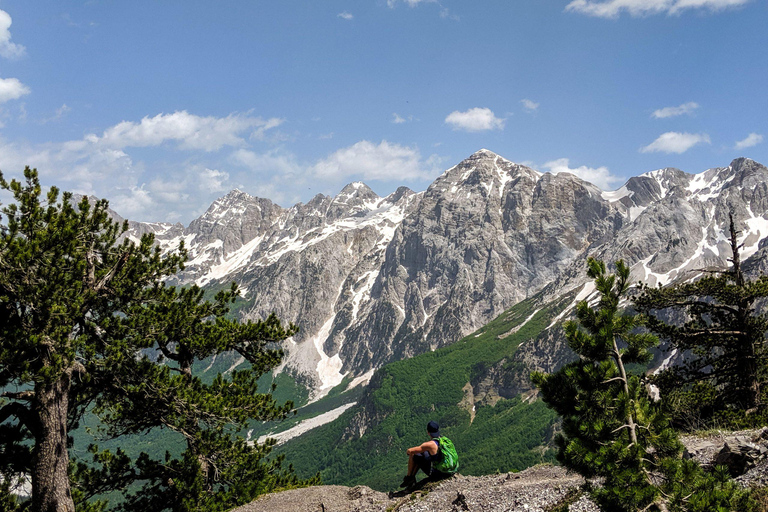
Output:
400,421,456,488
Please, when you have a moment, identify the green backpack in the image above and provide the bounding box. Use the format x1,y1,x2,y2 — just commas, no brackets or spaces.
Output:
434,436,459,473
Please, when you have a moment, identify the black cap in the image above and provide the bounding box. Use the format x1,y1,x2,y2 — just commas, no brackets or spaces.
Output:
427,421,440,437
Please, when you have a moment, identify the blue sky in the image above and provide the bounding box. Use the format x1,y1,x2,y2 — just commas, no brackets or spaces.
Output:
0,0,766,223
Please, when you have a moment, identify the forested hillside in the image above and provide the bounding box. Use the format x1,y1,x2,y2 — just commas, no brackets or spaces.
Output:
271,290,577,490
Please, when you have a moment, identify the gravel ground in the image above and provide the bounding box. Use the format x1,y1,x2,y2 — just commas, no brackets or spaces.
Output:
230,465,601,512
390,465,598,512
231,484,392,512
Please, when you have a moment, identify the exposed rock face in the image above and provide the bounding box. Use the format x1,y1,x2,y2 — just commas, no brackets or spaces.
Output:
338,151,623,375
682,428,768,477
125,152,768,396
231,465,599,512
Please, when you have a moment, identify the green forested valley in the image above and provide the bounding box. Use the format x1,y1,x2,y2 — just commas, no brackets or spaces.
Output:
271,290,576,490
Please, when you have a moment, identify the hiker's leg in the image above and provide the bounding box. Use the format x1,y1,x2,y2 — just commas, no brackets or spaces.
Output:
407,454,418,477
412,453,432,478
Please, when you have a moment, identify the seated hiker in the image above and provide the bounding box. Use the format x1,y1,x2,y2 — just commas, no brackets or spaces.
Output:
400,420,458,488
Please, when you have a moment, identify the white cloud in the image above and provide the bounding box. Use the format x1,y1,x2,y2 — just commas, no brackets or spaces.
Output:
0,77,30,103
198,168,230,192
387,0,437,7
640,132,711,154
565,0,751,18
392,113,415,124
251,117,285,141
109,186,156,221
445,108,505,132
338,12,354,20
41,104,72,124
0,110,289,222
541,158,622,190
311,140,434,181
3,112,444,223
228,149,308,205
146,177,191,204
230,148,304,177
652,102,700,119
0,10,25,60
109,164,237,221
521,99,539,113
55,104,72,118
734,133,763,150
439,7,460,20
667,0,751,14
99,111,283,152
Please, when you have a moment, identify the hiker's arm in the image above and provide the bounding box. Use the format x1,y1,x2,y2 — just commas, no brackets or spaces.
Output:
406,440,438,456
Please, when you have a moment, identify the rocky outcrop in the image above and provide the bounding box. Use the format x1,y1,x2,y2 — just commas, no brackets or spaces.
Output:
233,430,768,512
681,428,768,479
232,465,599,512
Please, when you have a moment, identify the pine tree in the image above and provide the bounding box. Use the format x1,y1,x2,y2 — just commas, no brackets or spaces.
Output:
532,259,679,511
0,168,184,512
533,258,757,511
0,168,308,511
76,285,316,512
634,213,768,428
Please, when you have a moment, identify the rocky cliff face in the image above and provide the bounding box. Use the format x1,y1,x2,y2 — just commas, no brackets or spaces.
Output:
126,151,768,397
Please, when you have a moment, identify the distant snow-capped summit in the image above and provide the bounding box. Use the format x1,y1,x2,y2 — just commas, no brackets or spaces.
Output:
124,151,768,398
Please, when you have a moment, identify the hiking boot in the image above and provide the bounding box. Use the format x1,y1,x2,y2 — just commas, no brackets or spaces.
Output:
399,475,416,488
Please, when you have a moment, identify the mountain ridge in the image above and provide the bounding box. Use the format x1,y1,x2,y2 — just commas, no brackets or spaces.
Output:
121,151,768,399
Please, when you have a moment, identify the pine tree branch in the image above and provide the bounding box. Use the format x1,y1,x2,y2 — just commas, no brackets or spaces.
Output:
0,402,35,433
157,342,180,363
1,390,35,401
93,252,130,294
688,267,728,274
677,329,746,338
648,300,739,316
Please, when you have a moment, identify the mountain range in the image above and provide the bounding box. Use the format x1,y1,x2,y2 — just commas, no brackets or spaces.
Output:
122,149,768,400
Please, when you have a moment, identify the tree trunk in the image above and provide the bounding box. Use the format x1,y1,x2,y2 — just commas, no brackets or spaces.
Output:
179,356,212,490
32,374,75,512
613,339,638,445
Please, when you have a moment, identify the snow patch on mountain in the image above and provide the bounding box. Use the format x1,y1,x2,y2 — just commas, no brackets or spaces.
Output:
196,235,265,286
742,212,768,261
600,185,631,203
312,315,346,397
548,281,596,329
642,169,675,198
254,402,357,446
348,369,375,390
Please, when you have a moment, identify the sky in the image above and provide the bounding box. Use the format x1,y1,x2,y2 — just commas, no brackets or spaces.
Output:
0,0,766,223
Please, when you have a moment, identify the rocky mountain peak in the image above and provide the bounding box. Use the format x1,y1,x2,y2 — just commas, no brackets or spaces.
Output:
453,148,517,172
335,181,377,201
196,189,262,221
326,182,381,220
467,148,501,160
727,157,768,187
431,150,540,206
384,186,416,204
124,152,768,396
